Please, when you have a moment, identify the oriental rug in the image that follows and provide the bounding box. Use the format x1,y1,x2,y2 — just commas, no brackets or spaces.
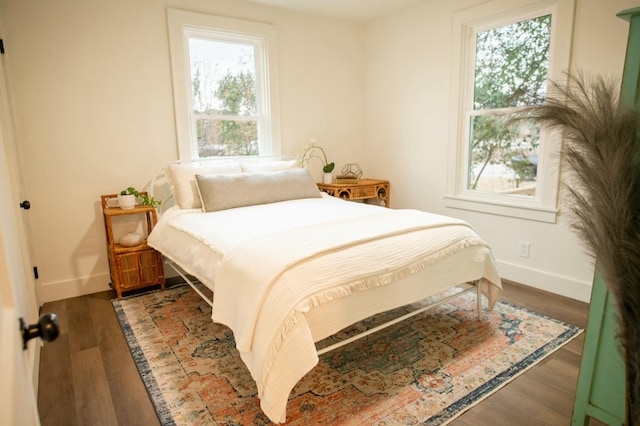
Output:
113,284,581,425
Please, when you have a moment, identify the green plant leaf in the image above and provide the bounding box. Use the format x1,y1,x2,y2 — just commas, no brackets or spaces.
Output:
323,162,335,173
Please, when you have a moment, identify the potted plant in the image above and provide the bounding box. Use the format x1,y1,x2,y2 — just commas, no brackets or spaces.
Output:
298,141,335,183
521,73,640,423
119,187,161,210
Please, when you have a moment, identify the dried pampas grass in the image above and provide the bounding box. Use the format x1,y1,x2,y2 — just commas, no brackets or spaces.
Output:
521,72,640,424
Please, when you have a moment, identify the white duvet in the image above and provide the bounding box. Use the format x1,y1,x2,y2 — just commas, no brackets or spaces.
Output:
148,195,502,423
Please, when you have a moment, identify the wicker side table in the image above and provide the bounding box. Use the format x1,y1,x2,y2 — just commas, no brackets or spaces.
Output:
317,179,390,207
101,194,164,299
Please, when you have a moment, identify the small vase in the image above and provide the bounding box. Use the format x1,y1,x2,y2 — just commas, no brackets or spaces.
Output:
117,194,136,210
323,173,333,184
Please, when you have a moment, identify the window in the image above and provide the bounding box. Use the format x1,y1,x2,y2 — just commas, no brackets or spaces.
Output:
446,0,575,223
469,15,550,196
167,9,281,159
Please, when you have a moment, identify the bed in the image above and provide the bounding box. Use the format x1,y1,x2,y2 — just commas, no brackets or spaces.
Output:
147,157,503,424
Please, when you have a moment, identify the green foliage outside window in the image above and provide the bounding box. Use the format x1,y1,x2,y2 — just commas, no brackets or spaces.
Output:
469,14,551,194
193,70,259,157
190,38,260,158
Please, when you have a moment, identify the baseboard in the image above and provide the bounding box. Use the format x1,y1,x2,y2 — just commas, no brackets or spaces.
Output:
496,260,593,303
37,271,186,305
37,273,111,305
38,262,593,304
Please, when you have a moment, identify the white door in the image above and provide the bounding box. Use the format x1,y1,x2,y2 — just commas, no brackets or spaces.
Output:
0,111,41,426
0,19,42,426
0,247,41,426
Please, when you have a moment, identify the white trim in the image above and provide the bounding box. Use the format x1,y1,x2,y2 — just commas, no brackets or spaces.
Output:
496,259,592,302
446,0,575,222
444,195,558,223
38,274,111,304
166,8,281,159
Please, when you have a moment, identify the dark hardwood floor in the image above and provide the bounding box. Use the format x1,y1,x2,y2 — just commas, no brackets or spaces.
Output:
37,280,603,425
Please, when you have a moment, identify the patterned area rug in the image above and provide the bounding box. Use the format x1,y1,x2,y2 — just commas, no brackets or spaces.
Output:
113,284,581,425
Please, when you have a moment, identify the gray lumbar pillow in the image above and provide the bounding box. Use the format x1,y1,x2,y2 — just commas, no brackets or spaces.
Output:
195,168,321,212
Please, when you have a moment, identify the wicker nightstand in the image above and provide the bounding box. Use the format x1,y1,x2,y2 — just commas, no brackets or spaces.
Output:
101,194,165,299
317,179,390,207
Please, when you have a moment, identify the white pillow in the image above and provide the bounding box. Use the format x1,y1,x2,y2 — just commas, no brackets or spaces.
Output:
195,168,321,212
240,159,300,173
168,162,242,209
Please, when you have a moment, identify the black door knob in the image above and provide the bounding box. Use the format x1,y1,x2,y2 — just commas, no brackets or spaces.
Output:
19,200,31,210
20,313,59,350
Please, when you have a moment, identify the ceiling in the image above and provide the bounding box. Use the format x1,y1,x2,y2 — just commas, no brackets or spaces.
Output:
244,0,427,22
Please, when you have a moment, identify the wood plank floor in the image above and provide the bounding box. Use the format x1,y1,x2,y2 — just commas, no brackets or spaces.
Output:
37,280,604,425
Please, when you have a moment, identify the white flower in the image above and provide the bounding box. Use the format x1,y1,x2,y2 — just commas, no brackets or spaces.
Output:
298,142,334,173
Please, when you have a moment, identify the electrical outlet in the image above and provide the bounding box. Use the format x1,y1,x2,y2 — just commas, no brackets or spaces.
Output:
518,241,530,258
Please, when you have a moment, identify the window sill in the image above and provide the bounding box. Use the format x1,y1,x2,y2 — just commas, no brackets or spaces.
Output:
443,195,558,223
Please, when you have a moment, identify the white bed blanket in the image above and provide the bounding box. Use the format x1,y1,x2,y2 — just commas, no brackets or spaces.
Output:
149,197,502,423
214,209,477,352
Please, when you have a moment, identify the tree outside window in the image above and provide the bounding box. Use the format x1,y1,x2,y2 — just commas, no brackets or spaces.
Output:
468,14,551,196
167,10,280,160
190,39,260,157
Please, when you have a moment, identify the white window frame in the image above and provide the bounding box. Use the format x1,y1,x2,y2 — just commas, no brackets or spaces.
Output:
167,8,281,159
445,0,575,223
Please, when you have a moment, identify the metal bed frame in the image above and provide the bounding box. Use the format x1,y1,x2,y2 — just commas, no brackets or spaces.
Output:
149,156,486,356
164,258,483,355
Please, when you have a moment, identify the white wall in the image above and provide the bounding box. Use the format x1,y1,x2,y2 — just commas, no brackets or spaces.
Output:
0,0,366,303
3,0,638,304
364,0,640,301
